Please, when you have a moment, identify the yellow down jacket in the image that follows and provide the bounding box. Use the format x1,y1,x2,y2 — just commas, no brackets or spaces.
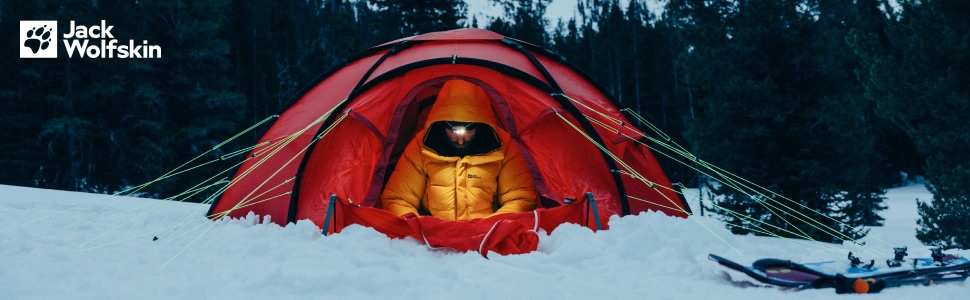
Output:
380,80,538,220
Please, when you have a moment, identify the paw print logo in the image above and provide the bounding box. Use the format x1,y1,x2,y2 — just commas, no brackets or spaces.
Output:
20,21,58,58
24,25,53,54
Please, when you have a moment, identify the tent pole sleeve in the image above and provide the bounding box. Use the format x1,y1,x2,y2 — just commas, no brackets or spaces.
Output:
348,41,413,99
322,194,337,236
586,192,603,231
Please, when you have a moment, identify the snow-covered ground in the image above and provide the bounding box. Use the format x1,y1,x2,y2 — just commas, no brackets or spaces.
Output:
1,184,966,299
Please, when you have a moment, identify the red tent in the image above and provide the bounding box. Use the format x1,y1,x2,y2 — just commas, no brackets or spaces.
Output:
208,28,690,255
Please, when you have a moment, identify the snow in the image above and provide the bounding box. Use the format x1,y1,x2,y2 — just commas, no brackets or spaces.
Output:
1,183,966,299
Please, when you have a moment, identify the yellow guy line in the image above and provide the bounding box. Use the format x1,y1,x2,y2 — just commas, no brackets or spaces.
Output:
553,111,687,213
165,106,349,268
556,95,873,254
552,110,743,255
620,108,888,256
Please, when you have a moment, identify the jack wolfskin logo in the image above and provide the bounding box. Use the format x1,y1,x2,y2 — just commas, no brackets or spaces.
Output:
61,20,162,58
20,21,58,58
467,174,481,179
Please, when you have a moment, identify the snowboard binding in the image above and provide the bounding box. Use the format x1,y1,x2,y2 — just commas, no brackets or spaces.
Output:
848,252,875,270
931,247,946,266
887,246,908,268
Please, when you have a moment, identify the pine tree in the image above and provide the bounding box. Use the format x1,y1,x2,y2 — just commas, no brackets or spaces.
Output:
486,0,550,47
854,0,970,248
370,0,467,37
122,0,245,197
0,1,49,188
228,0,336,125
18,1,136,192
631,2,694,183
846,0,925,186
669,0,886,242
545,1,693,182
3,0,385,198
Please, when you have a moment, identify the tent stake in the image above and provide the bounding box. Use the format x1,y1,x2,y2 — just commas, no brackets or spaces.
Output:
322,194,337,236
586,192,603,231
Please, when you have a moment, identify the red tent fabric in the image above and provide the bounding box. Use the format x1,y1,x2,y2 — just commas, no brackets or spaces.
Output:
208,28,690,255
325,195,597,257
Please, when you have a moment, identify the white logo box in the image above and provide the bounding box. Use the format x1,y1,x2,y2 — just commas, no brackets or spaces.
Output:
20,20,58,58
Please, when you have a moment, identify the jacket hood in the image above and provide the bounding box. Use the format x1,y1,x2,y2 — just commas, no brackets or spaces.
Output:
424,79,501,130
421,79,503,157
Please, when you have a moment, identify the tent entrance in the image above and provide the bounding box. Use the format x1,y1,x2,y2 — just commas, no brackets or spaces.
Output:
371,80,443,209
373,76,559,211
374,77,508,207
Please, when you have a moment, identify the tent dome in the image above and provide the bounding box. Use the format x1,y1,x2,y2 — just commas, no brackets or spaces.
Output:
207,29,690,255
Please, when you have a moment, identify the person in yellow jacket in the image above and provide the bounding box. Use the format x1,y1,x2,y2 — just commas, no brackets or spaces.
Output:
381,79,538,220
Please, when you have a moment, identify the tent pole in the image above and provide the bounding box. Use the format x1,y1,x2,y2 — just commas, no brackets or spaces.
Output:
585,192,603,231
322,194,337,236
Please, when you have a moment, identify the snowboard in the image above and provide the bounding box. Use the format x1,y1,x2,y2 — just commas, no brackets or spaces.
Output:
710,247,970,294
